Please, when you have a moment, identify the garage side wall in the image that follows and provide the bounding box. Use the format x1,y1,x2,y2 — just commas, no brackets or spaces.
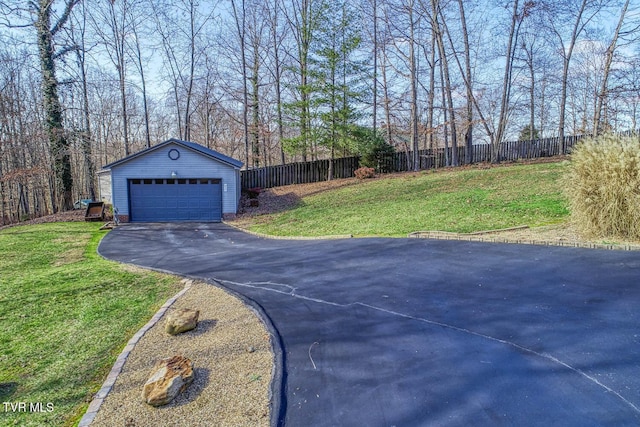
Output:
97,170,112,204
110,143,239,221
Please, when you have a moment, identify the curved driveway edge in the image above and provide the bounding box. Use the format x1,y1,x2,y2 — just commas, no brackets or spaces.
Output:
99,223,640,426
223,221,353,240
202,278,287,427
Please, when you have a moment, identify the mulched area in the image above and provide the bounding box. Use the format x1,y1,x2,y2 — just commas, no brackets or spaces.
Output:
0,210,87,231
237,178,361,218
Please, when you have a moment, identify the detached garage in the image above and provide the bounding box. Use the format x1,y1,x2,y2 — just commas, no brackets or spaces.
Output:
101,139,243,222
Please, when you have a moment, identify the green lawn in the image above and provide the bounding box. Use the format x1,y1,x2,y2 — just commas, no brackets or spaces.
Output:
244,161,570,237
0,223,182,427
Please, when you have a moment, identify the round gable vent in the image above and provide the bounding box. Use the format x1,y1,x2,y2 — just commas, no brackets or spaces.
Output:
168,149,180,160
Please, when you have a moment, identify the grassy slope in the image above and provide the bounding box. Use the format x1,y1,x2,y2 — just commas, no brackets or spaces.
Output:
245,162,570,237
0,223,182,427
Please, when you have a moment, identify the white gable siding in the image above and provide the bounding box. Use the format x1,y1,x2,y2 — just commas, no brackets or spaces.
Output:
110,142,240,217
97,170,112,204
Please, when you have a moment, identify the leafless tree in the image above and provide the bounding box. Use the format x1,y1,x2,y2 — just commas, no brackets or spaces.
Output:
91,0,135,155
67,1,97,200
541,0,607,151
230,0,251,167
265,0,288,164
593,0,631,135
457,0,473,163
431,0,458,166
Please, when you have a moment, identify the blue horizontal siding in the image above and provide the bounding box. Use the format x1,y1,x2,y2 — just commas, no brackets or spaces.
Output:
110,142,239,217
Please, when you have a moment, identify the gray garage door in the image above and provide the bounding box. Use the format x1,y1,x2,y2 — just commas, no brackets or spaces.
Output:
129,178,222,222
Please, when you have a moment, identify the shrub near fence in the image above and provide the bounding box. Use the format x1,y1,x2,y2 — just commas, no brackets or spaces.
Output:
240,133,627,190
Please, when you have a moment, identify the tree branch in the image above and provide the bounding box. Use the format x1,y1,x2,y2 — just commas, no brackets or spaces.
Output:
0,2,34,28
53,44,80,60
51,0,80,36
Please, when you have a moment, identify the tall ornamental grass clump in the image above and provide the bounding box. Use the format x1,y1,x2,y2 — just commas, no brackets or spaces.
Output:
565,134,640,240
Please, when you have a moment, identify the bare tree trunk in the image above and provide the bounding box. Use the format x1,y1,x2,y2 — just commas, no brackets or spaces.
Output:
130,17,151,148
329,38,337,181
184,0,197,141
493,0,523,163
380,42,393,149
204,64,214,149
457,0,473,164
75,3,96,200
524,42,535,140
426,28,436,151
150,1,184,139
118,73,129,155
104,0,130,155
250,40,260,168
554,0,596,152
267,0,287,164
539,71,548,137
441,3,494,154
275,58,286,165
76,26,96,200
372,0,378,136
231,0,250,169
432,0,457,166
0,150,5,223
594,0,629,136
408,2,419,171
299,0,313,162
439,57,449,167
173,78,182,139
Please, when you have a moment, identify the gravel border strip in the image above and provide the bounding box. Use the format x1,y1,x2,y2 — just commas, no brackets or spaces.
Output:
77,280,193,427
408,230,640,251
204,278,286,427
463,225,530,235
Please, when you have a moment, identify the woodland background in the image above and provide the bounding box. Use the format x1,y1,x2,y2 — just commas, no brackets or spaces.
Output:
1,0,639,224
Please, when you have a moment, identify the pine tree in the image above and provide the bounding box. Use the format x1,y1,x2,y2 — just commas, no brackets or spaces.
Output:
312,0,366,179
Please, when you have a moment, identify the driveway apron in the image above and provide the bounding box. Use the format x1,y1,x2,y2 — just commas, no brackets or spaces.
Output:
98,223,640,426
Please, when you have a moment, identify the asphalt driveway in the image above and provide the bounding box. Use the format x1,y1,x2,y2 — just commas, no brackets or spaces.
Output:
98,223,640,426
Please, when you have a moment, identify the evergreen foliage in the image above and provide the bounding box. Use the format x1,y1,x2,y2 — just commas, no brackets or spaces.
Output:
518,125,540,141
283,0,367,167
353,127,395,173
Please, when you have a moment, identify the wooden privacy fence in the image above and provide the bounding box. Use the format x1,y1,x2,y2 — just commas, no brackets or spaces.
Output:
380,135,588,173
241,156,359,189
240,133,631,189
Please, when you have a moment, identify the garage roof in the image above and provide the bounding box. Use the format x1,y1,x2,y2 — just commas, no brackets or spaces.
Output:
102,138,244,169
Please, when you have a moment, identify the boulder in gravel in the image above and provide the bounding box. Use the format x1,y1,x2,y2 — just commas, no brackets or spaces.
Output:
165,308,199,335
142,355,194,406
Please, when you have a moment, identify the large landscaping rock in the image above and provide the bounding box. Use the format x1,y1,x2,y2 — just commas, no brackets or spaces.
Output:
142,355,194,406
165,308,199,335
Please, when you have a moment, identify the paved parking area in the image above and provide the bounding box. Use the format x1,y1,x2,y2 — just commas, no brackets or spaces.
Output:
99,223,640,426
